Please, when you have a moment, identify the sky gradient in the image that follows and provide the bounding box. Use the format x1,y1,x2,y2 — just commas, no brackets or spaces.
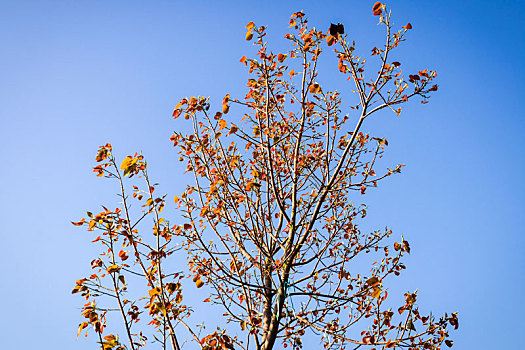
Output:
0,0,523,349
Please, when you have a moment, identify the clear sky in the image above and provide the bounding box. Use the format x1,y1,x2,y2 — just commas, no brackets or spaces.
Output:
0,0,523,349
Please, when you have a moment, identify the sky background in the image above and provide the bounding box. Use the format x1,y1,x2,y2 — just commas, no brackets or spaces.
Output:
0,0,523,349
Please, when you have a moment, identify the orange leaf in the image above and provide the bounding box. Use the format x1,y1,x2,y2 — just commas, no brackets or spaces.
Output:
174,98,187,110
72,218,85,226
149,287,161,297
373,2,382,16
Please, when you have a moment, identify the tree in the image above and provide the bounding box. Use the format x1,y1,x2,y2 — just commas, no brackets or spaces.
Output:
72,3,458,350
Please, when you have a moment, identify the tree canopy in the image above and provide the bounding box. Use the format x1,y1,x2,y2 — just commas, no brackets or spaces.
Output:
72,3,458,350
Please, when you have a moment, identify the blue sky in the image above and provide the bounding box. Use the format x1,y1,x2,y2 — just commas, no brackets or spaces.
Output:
0,0,523,349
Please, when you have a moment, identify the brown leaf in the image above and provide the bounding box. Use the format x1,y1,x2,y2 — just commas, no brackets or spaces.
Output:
329,23,344,37
366,276,379,286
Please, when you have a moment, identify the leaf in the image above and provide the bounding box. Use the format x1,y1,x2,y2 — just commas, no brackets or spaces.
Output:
246,21,255,29
246,181,261,191
118,250,128,261
196,279,204,288
72,218,85,226
106,264,120,274
149,287,161,297
329,23,344,37
175,292,183,304
246,30,253,41
120,157,137,171
403,23,413,30
77,322,88,337
371,287,381,298
373,2,382,16
95,148,109,162
385,340,397,348
222,94,231,114
445,340,454,347
183,223,192,230
366,276,379,286
166,282,180,294
91,258,102,269
174,98,187,110
326,35,335,46
228,125,239,135
218,119,227,130
403,240,411,254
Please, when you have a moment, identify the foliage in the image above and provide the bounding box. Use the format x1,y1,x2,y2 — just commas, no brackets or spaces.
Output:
72,3,457,350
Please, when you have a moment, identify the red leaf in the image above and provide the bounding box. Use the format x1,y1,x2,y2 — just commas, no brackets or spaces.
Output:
119,250,129,261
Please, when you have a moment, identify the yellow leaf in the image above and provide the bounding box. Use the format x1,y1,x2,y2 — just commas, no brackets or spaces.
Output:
246,21,255,29
174,195,179,203
371,287,381,298
174,98,187,110
77,322,88,337
120,157,132,170
149,287,160,297
218,119,227,130
107,264,120,274
246,30,253,41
